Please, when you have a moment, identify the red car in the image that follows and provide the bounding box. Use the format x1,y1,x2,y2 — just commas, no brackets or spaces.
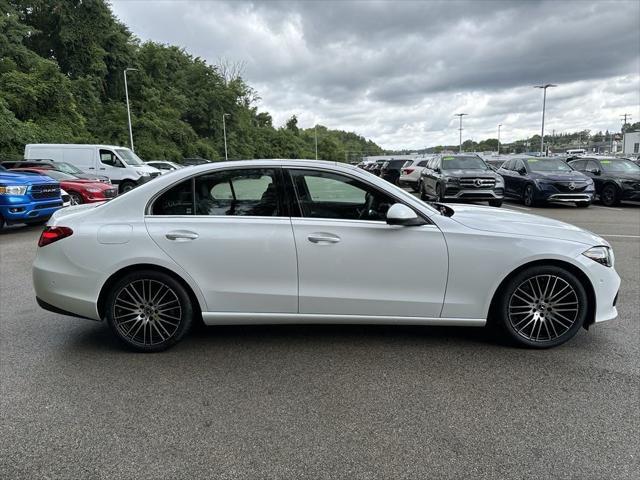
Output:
10,168,118,205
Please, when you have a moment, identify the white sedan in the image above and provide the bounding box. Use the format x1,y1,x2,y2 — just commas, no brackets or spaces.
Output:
33,160,620,352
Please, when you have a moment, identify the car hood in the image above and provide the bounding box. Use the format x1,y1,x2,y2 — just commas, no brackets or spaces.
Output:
530,171,589,181
608,173,640,181
442,169,499,178
449,204,607,246
76,173,110,182
133,165,161,174
61,179,111,189
0,171,57,185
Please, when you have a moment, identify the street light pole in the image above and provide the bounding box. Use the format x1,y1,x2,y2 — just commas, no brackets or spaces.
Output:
454,113,468,153
124,68,138,152
222,113,230,161
534,83,557,156
315,125,318,160
497,124,502,156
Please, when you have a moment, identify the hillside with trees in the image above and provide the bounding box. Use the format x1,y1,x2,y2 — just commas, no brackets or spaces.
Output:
0,0,383,161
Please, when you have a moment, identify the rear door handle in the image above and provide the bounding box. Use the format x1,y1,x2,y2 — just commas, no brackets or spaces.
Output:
165,230,199,241
308,233,340,244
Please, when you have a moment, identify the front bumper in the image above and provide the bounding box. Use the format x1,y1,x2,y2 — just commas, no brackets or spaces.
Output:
0,199,62,224
443,187,504,200
620,188,640,201
545,193,593,202
576,253,620,324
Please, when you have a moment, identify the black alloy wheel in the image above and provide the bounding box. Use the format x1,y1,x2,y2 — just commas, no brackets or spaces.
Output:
600,184,620,207
106,270,193,352
523,184,536,207
497,265,587,348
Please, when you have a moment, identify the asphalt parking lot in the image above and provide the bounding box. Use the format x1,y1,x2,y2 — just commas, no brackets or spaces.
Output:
1,200,639,479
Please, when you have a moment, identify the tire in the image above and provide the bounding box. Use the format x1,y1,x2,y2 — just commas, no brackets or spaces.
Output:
523,184,537,207
489,199,503,207
419,181,428,200
496,265,588,348
575,201,590,208
119,180,136,194
435,183,444,202
68,192,83,205
600,184,620,207
105,270,193,352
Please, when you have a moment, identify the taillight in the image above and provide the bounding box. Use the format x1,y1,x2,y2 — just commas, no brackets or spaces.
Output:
403,168,415,175
38,226,73,247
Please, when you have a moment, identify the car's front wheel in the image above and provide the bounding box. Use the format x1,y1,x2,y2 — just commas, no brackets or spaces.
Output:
523,184,537,207
419,180,428,200
496,265,587,348
600,184,620,207
105,270,193,352
69,192,83,205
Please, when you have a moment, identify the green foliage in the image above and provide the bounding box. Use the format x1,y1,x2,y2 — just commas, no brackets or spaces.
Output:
0,0,382,162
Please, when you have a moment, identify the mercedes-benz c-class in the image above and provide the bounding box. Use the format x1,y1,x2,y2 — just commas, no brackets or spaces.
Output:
33,160,620,351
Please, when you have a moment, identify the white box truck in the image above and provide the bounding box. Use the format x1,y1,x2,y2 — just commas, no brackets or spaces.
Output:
24,144,161,193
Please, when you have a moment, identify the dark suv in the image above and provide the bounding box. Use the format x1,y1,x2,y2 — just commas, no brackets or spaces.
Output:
418,154,504,207
567,157,640,206
498,157,594,207
380,159,407,185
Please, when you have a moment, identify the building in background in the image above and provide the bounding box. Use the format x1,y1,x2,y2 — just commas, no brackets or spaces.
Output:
623,131,640,154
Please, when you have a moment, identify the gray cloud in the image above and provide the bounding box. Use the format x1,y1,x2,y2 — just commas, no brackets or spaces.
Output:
111,0,640,149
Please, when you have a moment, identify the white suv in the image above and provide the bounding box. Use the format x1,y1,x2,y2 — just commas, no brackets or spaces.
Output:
399,157,432,191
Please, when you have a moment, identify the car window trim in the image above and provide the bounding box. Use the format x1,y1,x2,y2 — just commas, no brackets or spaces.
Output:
146,166,288,217
283,166,432,225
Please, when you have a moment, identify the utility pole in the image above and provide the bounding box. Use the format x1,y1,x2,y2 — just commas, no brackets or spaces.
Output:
454,113,468,153
124,68,138,151
222,113,230,161
621,113,632,153
534,83,557,156
497,124,502,156
315,125,318,160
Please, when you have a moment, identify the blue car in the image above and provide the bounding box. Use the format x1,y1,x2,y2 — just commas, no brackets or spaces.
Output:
0,165,63,229
498,157,595,207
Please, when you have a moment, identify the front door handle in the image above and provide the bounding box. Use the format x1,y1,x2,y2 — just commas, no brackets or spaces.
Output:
308,233,340,244
165,230,199,241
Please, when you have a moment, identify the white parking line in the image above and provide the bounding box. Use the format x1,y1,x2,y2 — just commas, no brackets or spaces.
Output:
503,204,531,211
600,234,640,239
591,205,624,211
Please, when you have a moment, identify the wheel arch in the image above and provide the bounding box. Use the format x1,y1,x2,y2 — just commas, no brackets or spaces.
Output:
487,259,596,330
97,263,204,324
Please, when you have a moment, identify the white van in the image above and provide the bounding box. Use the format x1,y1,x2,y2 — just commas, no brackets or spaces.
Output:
24,144,161,193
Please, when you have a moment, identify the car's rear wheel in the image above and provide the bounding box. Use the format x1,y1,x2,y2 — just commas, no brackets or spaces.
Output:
600,184,620,207
497,265,587,348
105,270,193,352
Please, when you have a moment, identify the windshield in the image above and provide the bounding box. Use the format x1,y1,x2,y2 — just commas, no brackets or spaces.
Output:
526,158,573,172
55,162,83,174
441,155,488,170
599,159,640,173
116,148,144,166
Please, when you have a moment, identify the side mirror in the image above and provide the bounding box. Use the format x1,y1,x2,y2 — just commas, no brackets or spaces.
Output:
386,203,426,226
518,167,527,175
434,167,441,174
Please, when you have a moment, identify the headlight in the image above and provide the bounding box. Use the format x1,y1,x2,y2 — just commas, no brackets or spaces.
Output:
140,172,150,177
583,246,614,267
495,177,504,186
86,187,102,193
445,177,458,184
0,185,28,195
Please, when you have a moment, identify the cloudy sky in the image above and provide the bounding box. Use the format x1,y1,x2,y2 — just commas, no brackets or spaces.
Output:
111,0,640,149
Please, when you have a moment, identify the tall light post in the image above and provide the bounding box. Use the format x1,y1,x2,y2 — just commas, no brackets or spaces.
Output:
497,124,502,156
454,113,468,153
315,125,318,160
222,113,230,161
123,68,138,151
534,83,557,156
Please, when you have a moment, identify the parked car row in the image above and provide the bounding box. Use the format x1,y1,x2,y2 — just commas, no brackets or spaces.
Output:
360,153,639,209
